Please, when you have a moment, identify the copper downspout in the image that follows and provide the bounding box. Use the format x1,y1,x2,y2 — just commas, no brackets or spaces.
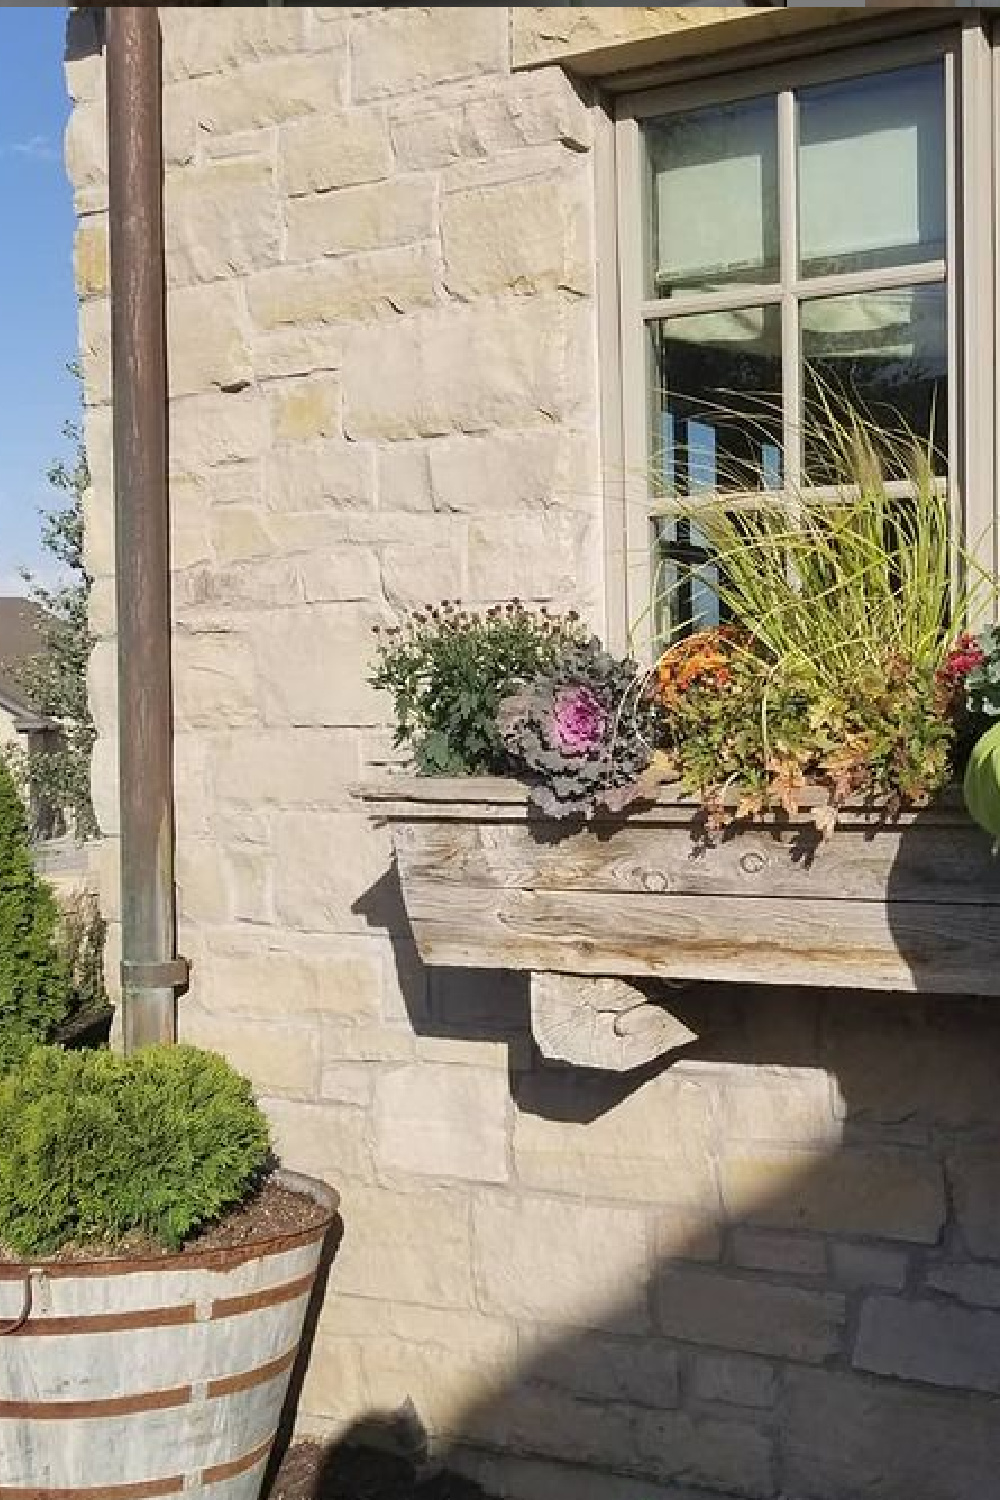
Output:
105,6,188,1049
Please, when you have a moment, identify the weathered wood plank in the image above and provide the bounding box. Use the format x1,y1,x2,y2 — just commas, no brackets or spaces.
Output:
400,881,1000,995
393,820,1000,906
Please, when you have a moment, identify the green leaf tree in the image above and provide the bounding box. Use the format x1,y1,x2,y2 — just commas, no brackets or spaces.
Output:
15,391,97,840
0,757,71,1074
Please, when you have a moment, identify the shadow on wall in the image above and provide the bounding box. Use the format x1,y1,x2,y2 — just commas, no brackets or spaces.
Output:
269,856,1000,1500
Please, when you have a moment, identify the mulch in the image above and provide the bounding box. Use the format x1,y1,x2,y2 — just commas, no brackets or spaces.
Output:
267,1443,494,1500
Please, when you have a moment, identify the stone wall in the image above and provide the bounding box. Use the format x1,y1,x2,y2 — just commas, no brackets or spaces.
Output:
68,9,1000,1499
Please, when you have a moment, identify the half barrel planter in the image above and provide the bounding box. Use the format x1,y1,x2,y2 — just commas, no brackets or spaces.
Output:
0,1169,338,1500
362,775,1000,995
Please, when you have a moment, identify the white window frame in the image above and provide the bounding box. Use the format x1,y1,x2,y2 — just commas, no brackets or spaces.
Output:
607,17,996,657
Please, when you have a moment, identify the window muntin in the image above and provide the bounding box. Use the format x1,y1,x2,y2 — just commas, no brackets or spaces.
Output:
618,40,963,649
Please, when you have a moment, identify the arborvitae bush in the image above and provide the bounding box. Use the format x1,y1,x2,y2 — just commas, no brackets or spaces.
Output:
0,759,71,1073
0,1044,272,1256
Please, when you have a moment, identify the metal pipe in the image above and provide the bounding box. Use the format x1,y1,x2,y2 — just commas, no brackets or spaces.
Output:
106,6,187,1050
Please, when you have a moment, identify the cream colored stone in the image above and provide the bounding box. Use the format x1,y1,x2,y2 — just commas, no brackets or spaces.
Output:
718,1073,841,1146
511,7,755,71
298,548,382,602
374,1063,508,1183
297,1335,366,1421
657,1267,844,1364
516,1073,717,1206
89,733,119,839
343,297,574,440
175,840,232,925
521,1326,680,1410
226,846,273,925
88,575,115,640
332,1185,475,1306
427,428,590,513
210,508,273,564
270,375,341,441
213,727,359,809
280,108,392,196
172,630,259,728
181,1008,319,1097
89,836,120,924
248,248,437,330
272,810,392,933
170,392,268,471
323,1022,416,1065
380,539,465,610
74,218,108,299
261,1096,372,1183
732,1229,827,1278
253,325,344,381
165,159,280,285
83,479,114,580
473,1195,650,1331
361,1335,510,1438
443,173,591,299
264,441,375,512
169,475,213,571
285,177,435,263
195,52,346,139
79,299,111,407
167,283,253,398
720,1147,946,1244
161,7,307,80
254,602,388,727
65,96,106,211
466,511,596,602
652,1207,722,1265
87,638,117,737
199,930,380,1020
377,443,435,512
693,1353,778,1411
352,8,506,101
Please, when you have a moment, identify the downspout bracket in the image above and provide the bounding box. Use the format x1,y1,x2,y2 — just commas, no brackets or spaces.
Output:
120,957,190,990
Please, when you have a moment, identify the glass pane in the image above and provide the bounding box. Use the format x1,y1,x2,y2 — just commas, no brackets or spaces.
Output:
653,517,737,644
798,63,945,278
801,283,947,482
644,97,779,298
648,307,783,497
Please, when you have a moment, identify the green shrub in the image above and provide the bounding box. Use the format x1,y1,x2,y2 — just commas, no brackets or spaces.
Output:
0,759,71,1073
369,600,587,775
0,1043,272,1256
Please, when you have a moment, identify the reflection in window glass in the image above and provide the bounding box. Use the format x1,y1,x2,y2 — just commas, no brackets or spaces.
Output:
801,284,947,482
649,308,783,497
798,63,945,278
645,97,779,298
653,517,737,644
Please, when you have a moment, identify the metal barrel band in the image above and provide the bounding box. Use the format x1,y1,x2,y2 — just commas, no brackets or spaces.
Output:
0,1271,32,1336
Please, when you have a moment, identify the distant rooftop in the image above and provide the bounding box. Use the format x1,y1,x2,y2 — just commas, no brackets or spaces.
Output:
0,597,50,725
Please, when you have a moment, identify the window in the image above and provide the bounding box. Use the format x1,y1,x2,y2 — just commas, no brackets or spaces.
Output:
613,23,996,652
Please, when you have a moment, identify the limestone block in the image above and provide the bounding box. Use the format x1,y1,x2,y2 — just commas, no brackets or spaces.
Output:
297,1335,366,1423
263,441,375,512
473,1194,651,1332
160,7,307,80
524,1328,680,1410
74,218,108,299
254,602,388,727
248,248,437,329
259,1096,372,1184
731,1229,826,1278
655,1268,844,1364
351,8,506,101
322,1021,416,1065
285,177,434,263
165,159,280,285
210,508,273,564
89,732,119,839
926,1261,1000,1309
342,297,574,441
511,7,751,71
166,283,253,398
720,1147,946,1244
175,840,232,925
253,326,344,382
855,1295,1000,1394
203,931,381,1021
64,96,106,209
194,52,346,138
272,810,393,933
373,1063,508,1183
829,1242,909,1292
270,375,341,442
466,511,596,602
949,1149,1000,1257
390,108,464,172
332,1184,475,1306
442,172,591,299
173,731,213,838
380,539,465,610
172,630,259,728
513,1071,717,1207
180,1008,319,1099
785,1367,1000,1499
319,1063,375,1108
652,1207,722,1265
718,1073,840,1146
88,575,115,641
692,1353,777,1410
212,727,360,809
449,1450,696,1500
169,391,268,470
87,638,117,738
78,299,111,407
427,428,593,514
82,406,113,504
377,443,435,513
83,481,114,580
280,108,392,196
460,71,594,157
360,1335,511,1438
225,846,273,925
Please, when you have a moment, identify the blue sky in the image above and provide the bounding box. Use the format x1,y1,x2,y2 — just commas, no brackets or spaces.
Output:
0,7,77,595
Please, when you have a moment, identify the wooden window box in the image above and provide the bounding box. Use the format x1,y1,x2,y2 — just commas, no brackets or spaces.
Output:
362,775,1000,997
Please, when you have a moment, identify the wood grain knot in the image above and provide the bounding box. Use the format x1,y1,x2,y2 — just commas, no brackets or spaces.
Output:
641,869,670,893
739,850,768,875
